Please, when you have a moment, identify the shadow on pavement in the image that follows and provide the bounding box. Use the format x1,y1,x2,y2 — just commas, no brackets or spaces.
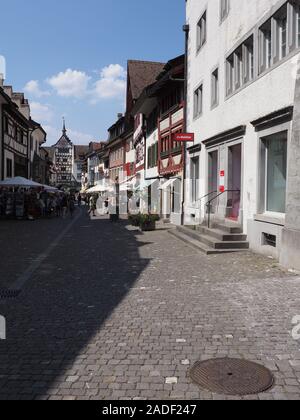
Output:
0,212,151,400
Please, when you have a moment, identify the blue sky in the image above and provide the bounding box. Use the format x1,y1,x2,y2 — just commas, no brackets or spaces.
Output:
0,0,185,145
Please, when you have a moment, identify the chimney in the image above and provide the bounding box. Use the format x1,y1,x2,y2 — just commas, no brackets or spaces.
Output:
0,73,4,87
117,113,123,120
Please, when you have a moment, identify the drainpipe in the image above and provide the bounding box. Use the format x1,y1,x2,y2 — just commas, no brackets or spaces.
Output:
1,109,4,180
181,24,190,226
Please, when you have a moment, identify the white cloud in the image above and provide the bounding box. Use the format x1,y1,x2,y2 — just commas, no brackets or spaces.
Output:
0,55,6,80
43,125,93,146
30,102,53,123
40,63,126,104
24,80,50,98
68,128,93,144
47,69,91,98
101,64,126,80
92,64,127,102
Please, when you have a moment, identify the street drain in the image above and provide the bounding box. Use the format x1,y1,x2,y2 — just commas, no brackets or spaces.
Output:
190,358,274,396
0,289,21,299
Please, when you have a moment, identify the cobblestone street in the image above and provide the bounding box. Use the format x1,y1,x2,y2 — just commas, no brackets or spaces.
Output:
1,209,300,400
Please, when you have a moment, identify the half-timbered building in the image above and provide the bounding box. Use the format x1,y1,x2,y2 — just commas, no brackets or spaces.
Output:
132,55,185,223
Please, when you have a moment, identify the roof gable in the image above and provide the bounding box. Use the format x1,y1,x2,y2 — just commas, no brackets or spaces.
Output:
126,60,165,113
54,133,73,148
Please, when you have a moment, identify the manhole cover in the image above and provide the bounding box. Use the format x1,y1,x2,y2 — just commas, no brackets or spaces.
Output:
190,358,274,396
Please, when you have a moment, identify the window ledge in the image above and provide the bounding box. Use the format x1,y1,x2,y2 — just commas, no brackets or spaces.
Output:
254,213,285,226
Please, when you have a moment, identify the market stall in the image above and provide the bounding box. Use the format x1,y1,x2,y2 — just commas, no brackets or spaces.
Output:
0,177,62,220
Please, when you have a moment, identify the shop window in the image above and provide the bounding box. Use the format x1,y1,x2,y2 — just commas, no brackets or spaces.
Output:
261,131,288,214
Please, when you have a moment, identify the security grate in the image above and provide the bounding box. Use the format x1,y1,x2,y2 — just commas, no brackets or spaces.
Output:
263,233,277,248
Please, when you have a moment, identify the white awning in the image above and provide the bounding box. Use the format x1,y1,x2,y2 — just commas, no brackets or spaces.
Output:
120,182,134,192
159,179,177,190
86,184,109,193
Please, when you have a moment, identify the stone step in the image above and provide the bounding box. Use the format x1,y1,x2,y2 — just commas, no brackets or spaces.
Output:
196,226,247,242
177,226,249,250
168,229,246,255
213,222,243,234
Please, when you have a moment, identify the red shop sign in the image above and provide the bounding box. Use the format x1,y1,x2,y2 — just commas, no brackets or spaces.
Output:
173,133,195,142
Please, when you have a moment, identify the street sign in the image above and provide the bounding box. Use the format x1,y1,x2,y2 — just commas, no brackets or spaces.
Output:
173,133,195,142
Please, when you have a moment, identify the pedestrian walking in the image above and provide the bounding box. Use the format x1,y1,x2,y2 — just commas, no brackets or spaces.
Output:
88,195,97,217
69,196,75,218
61,195,68,219
104,197,109,215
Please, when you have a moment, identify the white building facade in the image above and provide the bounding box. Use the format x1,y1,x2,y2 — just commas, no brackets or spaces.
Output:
185,0,300,268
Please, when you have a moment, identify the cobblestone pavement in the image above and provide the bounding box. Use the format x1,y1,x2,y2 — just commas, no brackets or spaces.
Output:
0,214,77,289
1,209,300,400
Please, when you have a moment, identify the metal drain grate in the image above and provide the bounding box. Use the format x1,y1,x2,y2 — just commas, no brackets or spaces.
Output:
0,289,21,299
190,358,274,396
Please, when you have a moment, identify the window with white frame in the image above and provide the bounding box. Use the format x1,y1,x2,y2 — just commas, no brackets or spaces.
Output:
259,20,272,73
226,36,254,95
258,2,300,75
197,11,206,51
243,36,254,83
226,54,234,95
234,46,243,90
274,5,288,62
211,68,219,107
220,0,230,23
194,84,203,118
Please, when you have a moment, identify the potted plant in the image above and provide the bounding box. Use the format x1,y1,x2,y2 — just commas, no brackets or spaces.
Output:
129,213,141,227
139,214,159,231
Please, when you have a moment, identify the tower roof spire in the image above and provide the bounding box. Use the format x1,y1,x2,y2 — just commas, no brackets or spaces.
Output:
62,117,66,135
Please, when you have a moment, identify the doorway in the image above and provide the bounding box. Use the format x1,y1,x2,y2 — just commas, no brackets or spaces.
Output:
208,150,218,213
227,143,242,221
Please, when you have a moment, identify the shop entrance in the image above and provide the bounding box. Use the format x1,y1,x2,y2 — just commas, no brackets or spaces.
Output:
227,143,242,221
208,150,218,213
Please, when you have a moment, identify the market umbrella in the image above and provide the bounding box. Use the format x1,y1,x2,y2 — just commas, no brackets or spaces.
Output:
0,177,43,188
86,184,109,193
42,184,60,192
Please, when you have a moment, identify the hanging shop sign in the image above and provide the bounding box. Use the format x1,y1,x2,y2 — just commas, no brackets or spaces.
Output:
173,133,195,142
